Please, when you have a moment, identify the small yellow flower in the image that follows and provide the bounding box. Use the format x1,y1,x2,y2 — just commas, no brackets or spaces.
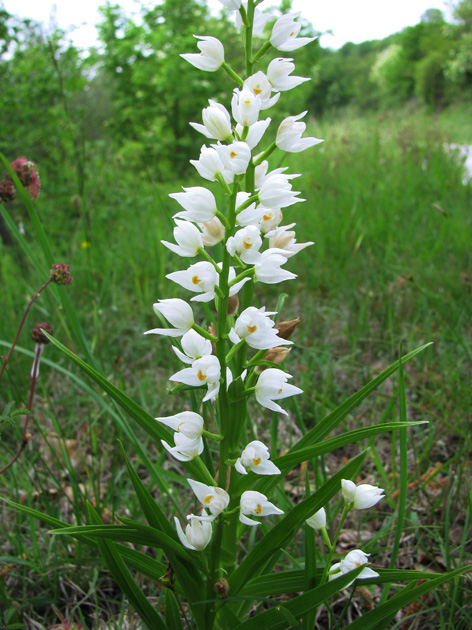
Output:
80,241,91,249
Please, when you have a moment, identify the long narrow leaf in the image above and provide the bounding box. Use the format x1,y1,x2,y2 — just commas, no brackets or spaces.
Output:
291,343,432,452
87,503,167,630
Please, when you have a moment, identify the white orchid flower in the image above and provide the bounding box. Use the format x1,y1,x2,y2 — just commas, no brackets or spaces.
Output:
240,490,284,526
145,299,194,337
181,35,225,72
226,225,263,264
167,261,219,302
276,112,323,153
171,329,212,364
270,13,316,52
244,71,280,110
267,57,310,92
175,511,212,550
231,87,262,127
154,410,204,440
258,172,304,209
341,479,385,509
306,507,327,531
255,368,303,415
187,479,230,520
258,207,283,233
200,217,225,245
266,223,314,257
162,432,203,462
162,219,204,258
170,355,221,402
214,141,252,175
254,249,297,284
235,118,271,149
235,440,281,475
228,306,292,349
329,549,379,586
170,186,217,223
190,100,233,141
190,145,234,184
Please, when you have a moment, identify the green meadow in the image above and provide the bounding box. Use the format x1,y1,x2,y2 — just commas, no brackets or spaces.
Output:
1,106,471,628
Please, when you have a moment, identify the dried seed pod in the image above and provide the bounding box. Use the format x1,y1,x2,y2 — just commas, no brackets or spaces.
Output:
275,317,300,340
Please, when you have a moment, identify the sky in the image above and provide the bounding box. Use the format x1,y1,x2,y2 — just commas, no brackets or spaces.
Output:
2,0,453,51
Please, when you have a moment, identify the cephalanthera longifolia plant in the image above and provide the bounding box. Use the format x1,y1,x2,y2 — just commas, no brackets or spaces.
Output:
3,1,471,629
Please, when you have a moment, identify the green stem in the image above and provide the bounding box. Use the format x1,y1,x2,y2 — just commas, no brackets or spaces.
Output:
221,62,244,87
192,323,218,342
253,141,277,166
216,172,233,195
235,194,259,214
320,503,352,585
194,456,218,486
226,339,246,364
251,40,272,65
215,210,230,230
228,267,255,287
202,429,224,441
198,247,222,272
245,0,255,76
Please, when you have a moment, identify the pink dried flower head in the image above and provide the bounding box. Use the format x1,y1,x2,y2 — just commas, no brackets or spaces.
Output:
8,157,41,200
50,263,73,285
0,179,16,203
31,322,53,344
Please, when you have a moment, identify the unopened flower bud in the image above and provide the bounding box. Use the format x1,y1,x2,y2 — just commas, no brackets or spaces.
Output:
227,294,239,317
275,317,300,340
8,158,41,199
50,263,73,285
31,322,53,344
256,347,291,374
0,179,16,203
201,217,225,246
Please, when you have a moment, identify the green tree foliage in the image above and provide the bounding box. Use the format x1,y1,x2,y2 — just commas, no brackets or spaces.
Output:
94,0,241,176
445,0,472,95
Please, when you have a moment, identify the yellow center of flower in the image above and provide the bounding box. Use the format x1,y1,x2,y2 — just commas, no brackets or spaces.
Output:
177,422,184,432
230,150,237,158
278,388,283,394
192,275,201,285
243,240,253,249
290,31,295,37
204,494,214,504
244,99,251,105
197,370,207,381
263,213,272,221
252,457,261,466
253,87,262,95
255,503,262,514
355,562,362,568
247,324,257,333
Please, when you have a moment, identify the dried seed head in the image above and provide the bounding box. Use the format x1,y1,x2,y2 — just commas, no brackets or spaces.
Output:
8,158,41,199
214,577,229,598
50,263,73,285
227,294,239,317
0,179,16,203
31,322,53,344
275,317,300,340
